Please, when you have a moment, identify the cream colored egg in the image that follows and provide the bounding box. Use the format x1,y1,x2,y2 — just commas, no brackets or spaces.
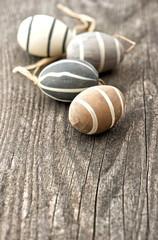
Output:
17,15,73,57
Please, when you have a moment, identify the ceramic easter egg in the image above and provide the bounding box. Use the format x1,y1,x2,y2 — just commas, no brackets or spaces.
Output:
38,59,99,102
66,32,124,73
69,85,125,134
17,15,73,57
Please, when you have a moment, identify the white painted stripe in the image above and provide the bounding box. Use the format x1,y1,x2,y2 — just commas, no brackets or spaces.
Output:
73,99,98,134
93,87,115,128
39,59,98,78
38,71,96,83
79,36,84,60
114,38,121,65
95,32,105,73
111,86,124,114
40,88,71,102
39,83,87,93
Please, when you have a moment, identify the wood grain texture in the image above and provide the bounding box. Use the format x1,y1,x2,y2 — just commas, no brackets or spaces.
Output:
0,0,158,239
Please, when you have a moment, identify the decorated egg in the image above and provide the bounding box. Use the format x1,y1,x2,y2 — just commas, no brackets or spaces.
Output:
38,59,99,102
66,32,124,73
69,85,125,134
17,15,73,57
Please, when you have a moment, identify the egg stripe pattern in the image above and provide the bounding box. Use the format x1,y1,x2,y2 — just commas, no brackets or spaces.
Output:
38,59,98,102
49,19,68,57
39,84,88,93
26,16,34,52
95,32,105,73
69,85,125,134
111,86,124,114
47,19,56,57
18,15,73,57
62,27,69,53
93,87,115,128
38,72,96,83
28,15,56,56
67,32,125,73
40,59,98,78
114,38,121,65
73,99,98,134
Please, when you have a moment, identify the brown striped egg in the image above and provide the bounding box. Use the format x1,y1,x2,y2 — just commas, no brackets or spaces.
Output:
69,85,125,134
66,32,124,73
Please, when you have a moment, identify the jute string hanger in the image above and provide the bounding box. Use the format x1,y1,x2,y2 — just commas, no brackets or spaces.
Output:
113,34,136,53
57,3,96,35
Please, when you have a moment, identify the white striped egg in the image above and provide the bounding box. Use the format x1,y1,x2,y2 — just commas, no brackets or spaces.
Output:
69,85,125,134
17,15,73,57
66,32,124,73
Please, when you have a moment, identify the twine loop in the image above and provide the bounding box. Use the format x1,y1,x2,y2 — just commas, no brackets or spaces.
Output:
113,34,136,53
13,66,38,85
57,4,95,35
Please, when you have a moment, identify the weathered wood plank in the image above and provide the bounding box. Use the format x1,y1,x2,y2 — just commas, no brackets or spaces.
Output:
0,0,158,239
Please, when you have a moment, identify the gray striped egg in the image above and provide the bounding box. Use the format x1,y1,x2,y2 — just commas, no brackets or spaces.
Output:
69,85,125,134
17,15,73,57
38,59,99,102
66,32,124,73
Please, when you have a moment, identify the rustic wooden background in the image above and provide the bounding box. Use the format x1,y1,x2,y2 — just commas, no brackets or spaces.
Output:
0,0,158,239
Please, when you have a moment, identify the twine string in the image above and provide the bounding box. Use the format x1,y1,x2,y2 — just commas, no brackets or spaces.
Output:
25,55,64,73
113,34,136,53
13,67,38,85
98,78,105,85
12,55,64,82
57,3,96,35
72,21,89,37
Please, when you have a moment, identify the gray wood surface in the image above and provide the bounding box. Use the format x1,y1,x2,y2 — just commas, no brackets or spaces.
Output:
0,0,158,239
